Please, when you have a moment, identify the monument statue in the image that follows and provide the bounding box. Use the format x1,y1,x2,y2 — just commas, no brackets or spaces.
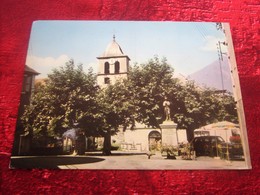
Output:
163,98,171,121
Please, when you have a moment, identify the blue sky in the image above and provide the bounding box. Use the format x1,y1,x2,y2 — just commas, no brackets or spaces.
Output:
26,21,227,78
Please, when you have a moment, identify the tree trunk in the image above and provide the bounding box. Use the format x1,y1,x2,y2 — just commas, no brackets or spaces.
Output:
186,126,195,142
103,130,112,155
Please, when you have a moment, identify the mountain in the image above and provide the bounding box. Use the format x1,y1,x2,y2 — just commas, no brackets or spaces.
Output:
188,57,233,93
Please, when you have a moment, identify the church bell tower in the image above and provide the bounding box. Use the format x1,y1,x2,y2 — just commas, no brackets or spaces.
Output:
97,35,130,87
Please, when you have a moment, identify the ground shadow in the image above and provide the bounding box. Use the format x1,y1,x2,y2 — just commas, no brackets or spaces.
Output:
10,156,105,169
85,152,147,156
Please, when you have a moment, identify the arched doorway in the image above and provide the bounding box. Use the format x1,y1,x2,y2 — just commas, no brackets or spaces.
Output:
148,131,161,151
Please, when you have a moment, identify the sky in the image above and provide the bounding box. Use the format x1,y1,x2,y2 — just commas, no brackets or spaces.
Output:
26,21,228,78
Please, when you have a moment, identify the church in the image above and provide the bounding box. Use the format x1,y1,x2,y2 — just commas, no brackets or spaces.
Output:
96,36,187,152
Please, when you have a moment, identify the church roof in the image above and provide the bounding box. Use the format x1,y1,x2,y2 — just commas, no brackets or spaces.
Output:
99,36,126,58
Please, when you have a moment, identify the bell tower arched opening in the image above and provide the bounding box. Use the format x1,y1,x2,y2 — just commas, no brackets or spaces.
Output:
104,62,110,74
115,61,120,74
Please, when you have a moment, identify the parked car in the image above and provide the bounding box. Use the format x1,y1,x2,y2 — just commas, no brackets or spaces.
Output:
190,136,244,160
190,136,225,157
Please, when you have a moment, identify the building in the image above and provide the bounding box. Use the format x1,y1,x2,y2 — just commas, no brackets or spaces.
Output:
97,35,130,87
18,65,39,119
12,65,39,155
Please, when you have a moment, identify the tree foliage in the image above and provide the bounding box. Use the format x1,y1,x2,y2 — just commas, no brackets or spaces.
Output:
127,56,177,127
127,56,238,141
97,81,134,155
22,60,99,145
22,57,238,151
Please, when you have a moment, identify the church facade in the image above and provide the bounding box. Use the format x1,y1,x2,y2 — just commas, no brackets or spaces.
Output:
96,36,187,152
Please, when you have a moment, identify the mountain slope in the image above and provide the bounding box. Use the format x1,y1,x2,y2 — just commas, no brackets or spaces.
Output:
188,57,233,93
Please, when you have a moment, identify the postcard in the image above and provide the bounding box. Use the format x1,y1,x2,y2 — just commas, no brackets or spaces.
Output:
10,21,251,169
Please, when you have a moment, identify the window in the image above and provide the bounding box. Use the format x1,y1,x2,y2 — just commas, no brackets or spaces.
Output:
104,62,110,74
115,61,120,74
22,75,32,93
104,77,110,84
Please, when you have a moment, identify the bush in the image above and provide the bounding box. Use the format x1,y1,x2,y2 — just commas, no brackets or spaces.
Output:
161,145,178,159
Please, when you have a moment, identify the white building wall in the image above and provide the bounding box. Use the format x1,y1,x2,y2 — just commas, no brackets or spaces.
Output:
177,130,188,143
123,129,160,152
97,73,128,87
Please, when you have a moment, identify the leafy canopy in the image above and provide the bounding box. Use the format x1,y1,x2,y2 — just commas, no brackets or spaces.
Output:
22,60,99,143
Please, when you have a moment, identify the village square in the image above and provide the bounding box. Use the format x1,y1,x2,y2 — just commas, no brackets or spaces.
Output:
10,22,248,169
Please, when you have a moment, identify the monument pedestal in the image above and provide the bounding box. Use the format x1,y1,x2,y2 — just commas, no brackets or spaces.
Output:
160,120,178,146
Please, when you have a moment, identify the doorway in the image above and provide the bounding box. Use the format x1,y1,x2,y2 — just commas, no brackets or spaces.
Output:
148,131,161,151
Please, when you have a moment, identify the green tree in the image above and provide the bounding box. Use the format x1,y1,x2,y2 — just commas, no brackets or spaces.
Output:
217,92,238,123
126,56,238,141
22,57,238,153
127,56,178,127
173,81,238,141
22,60,99,147
97,80,134,155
